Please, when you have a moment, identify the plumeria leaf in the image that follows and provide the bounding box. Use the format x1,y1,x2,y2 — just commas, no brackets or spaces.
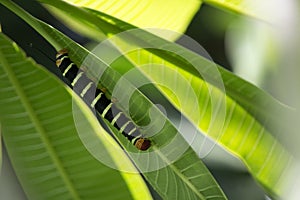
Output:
0,0,228,199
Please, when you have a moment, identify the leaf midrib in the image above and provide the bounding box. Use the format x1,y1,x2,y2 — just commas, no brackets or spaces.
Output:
153,146,206,200
0,48,81,200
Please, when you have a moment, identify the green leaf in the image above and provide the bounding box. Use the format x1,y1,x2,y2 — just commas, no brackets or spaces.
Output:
93,14,295,198
202,0,265,21
46,0,202,40
38,0,292,132
0,32,152,199
38,0,295,198
84,25,293,198
203,0,291,24
0,1,228,199
0,125,2,172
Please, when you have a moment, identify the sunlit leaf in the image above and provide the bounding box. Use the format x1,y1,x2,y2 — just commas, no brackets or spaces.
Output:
0,1,228,199
93,26,293,198
36,0,296,198
47,0,202,40
202,0,263,21
0,32,152,200
203,0,298,24
0,125,2,173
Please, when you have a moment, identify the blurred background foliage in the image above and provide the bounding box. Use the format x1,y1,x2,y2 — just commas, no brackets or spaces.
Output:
2,0,298,199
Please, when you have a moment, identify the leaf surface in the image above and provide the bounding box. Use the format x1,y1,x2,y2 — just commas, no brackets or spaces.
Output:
49,0,202,40
0,32,152,200
0,126,2,172
203,0,267,21
38,0,295,197
0,1,228,199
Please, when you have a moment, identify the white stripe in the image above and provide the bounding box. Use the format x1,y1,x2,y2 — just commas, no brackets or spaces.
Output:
131,137,138,145
127,127,137,136
62,63,74,77
71,71,83,86
58,55,68,62
80,82,93,97
91,93,103,108
119,121,131,133
111,112,122,125
101,102,113,117
60,55,69,61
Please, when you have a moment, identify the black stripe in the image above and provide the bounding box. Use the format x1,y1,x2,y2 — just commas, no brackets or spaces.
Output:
103,106,114,122
129,129,141,138
82,82,97,105
123,122,135,135
94,91,111,114
114,112,130,130
64,66,79,84
57,57,72,72
56,50,150,150
73,70,91,87
73,72,92,93
124,133,135,141
56,52,68,60
94,88,102,97
103,104,141,142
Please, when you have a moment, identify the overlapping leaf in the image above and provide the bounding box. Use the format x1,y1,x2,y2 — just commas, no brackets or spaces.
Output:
202,0,266,21
0,0,228,199
0,32,152,199
54,0,202,41
85,12,293,198
37,0,296,198
0,126,2,172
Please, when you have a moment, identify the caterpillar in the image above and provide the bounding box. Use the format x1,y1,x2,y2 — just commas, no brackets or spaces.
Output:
55,49,151,151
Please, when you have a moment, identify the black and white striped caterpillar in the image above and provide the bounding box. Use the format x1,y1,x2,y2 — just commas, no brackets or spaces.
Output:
55,49,151,151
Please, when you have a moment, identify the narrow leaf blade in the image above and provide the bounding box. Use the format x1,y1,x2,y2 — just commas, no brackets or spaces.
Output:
48,0,202,40
0,32,152,200
0,1,228,199
36,1,295,197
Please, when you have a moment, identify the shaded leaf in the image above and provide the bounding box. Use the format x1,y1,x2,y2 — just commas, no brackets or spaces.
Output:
202,0,264,21
39,0,295,198
0,125,2,172
0,32,152,200
0,1,228,199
